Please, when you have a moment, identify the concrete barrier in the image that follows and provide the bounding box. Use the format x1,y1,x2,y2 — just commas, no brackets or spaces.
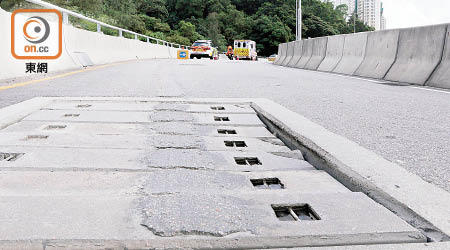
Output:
295,39,314,69
304,37,328,70
274,43,287,65
384,24,447,85
427,24,450,89
282,42,295,65
333,32,368,75
354,29,400,79
281,41,295,66
0,7,177,80
317,35,345,72
273,43,284,65
286,40,303,67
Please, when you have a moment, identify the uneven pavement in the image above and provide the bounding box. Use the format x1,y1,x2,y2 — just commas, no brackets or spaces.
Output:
0,97,430,248
1,58,449,193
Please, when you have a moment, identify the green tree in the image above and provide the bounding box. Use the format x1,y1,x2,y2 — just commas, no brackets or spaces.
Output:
177,20,203,43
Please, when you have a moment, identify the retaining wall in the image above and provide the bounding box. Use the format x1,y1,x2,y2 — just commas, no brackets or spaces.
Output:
281,41,295,66
295,39,314,69
0,8,177,80
333,32,368,75
286,41,303,67
384,24,447,85
317,35,345,72
354,29,400,79
427,24,450,89
304,37,328,70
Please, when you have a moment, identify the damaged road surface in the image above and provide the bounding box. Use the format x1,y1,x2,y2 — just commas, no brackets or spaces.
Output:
0,98,427,249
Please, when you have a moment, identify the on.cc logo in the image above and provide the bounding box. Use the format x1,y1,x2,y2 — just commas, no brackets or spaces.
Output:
23,16,50,44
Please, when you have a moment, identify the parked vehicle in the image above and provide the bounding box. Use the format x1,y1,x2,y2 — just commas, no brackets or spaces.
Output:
268,54,277,62
190,40,216,60
233,40,258,61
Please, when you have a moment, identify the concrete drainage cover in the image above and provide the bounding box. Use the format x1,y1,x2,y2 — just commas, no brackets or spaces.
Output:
0,98,426,248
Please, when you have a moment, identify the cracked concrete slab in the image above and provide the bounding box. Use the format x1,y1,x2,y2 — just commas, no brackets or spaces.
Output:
0,147,314,172
3,121,276,138
0,170,349,196
45,100,255,114
23,110,265,126
138,192,424,243
0,194,423,245
0,97,431,248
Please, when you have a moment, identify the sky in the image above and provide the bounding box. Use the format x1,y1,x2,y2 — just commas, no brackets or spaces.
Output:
382,0,450,29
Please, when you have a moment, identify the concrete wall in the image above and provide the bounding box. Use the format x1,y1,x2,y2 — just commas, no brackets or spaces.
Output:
317,35,345,72
427,24,450,89
274,43,287,65
384,24,447,85
295,39,314,69
354,29,400,79
286,41,303,67
333,32,368,75
281,41,295,66
275,22,450,90
0,8,177,80
304,37,328,70
273,43,284,65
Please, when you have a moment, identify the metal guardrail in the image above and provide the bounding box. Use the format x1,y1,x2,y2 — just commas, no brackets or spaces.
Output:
24,0,190,49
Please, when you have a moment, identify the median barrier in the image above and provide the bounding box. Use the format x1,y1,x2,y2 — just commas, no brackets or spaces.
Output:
427,24,450,89
354,29,400,79
304,37,328,70
333,32,368,75
281,41,295,66
274,43,287,65
295,38,314,69
273,43,283,65
384,24,447,85
286,40,303,67
317,35,345,72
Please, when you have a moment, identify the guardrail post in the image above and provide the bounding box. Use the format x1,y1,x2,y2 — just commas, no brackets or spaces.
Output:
96,24,101,33
146,37,149,43
63,12,69,25
119,30,123,37
135,34,138,40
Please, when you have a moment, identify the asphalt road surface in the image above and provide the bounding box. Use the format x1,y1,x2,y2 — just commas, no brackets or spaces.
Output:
1,58,449,193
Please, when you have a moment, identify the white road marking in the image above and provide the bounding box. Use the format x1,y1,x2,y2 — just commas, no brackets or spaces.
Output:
410,86,450,94
310,70,393,84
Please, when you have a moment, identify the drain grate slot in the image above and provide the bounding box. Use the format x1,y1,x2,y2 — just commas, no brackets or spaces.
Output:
0,153,24,162
224,141,247,148
251,178,284,189
214,116,230,122
77,104,92,108
24,135,49,140
64,114,80,118
272,204,320,221
234,157,261,165
211,106,225,111
45,125,67,130
218,129,237,135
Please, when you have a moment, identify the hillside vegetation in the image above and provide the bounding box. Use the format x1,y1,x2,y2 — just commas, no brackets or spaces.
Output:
1,0,374,55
